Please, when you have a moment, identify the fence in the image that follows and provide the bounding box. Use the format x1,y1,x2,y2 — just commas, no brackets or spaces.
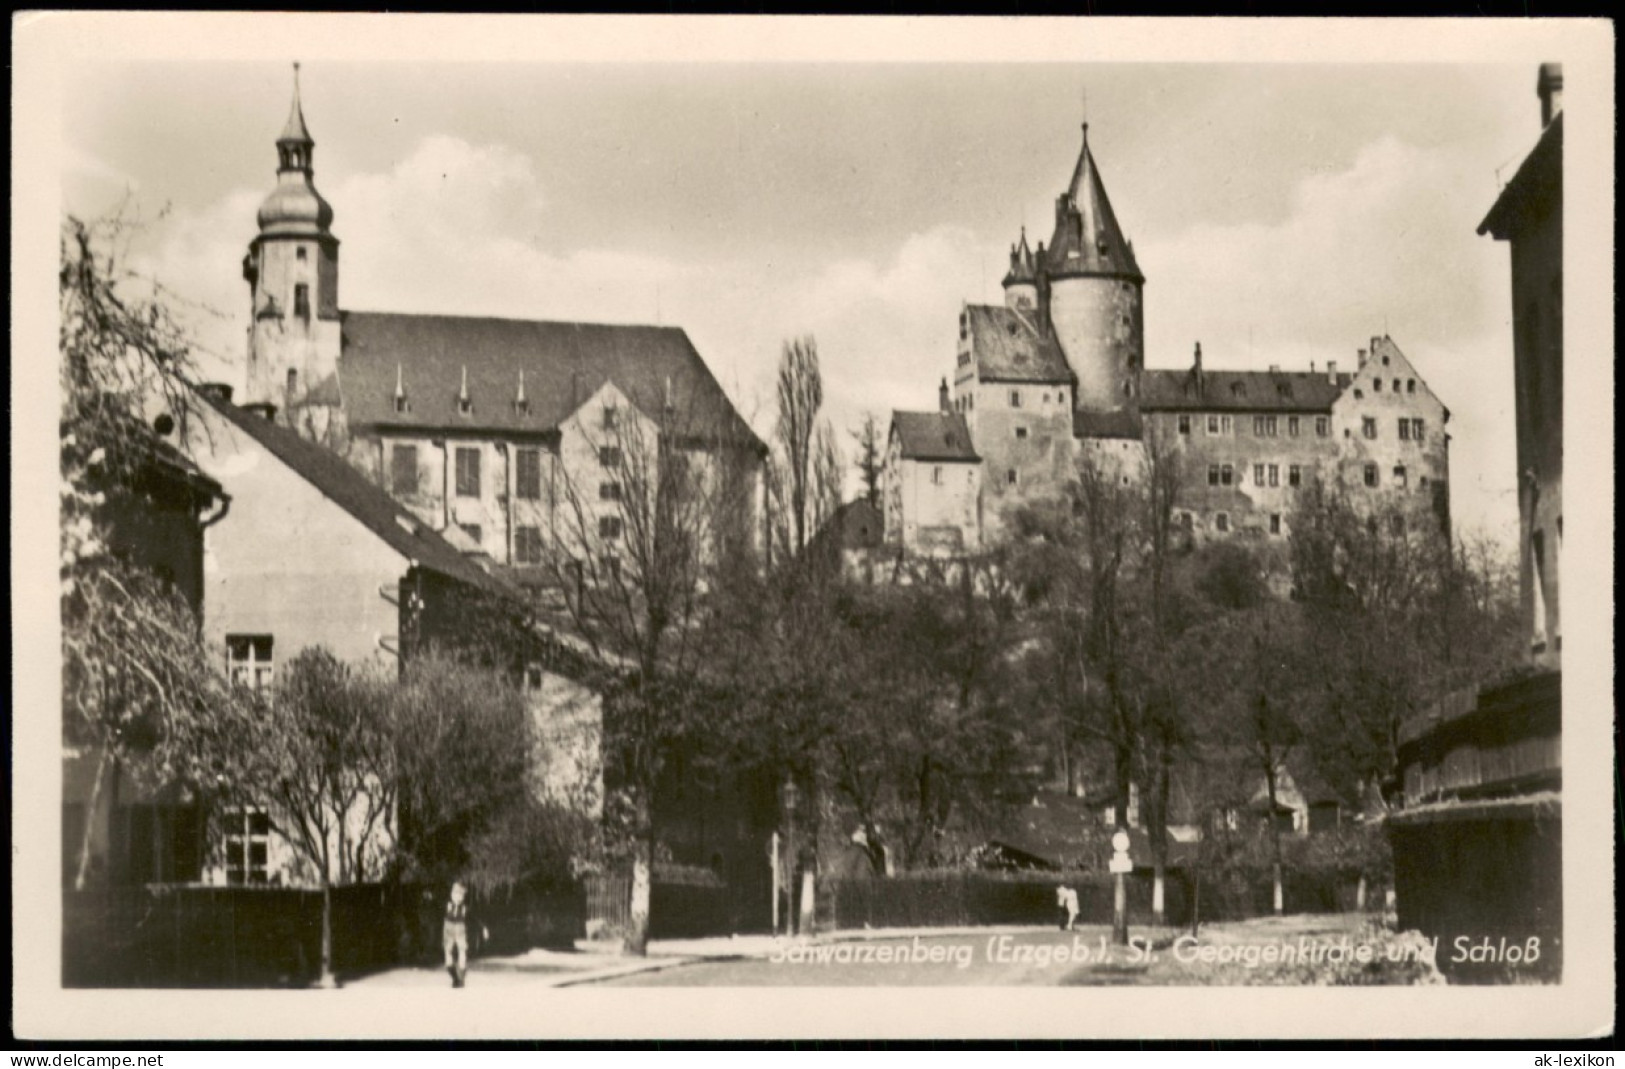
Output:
819,868,1371,932
583,864,773,942
64,881,585,988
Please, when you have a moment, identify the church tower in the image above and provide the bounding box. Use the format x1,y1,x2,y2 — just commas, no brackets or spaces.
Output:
242,64,343,433
1039,124,1144,414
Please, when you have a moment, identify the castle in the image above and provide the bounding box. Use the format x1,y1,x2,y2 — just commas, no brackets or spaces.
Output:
883,123,1451,556
234,70,764,586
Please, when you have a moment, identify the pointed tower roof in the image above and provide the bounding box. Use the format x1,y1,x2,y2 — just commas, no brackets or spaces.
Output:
279,62,313,146
1002,226,1037,286
1046,124,1142,282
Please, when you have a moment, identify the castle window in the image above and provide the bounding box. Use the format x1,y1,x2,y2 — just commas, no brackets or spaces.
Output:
1253,464,1265,486
1207,415,1220,435
1373,378,1382,393
1268,464,1279,487
1287,416,1300,437
1215,512,1230,533
1178,415,1191,435
1015,426,1028,440
515,526,544,565
1393,379,1401,393
1399,419,1411,441
1010,390,1022,408
603,405,619,431
1208,465,1220,487
1315,417,1329,437
1007,469,1018,486
1220,464,1234,487
455,447,481,497
296,246,307,261
1221,415,1233,434
1407,379,1416,394
1393,465,1408,489
600,481,622,501
1289,465,1302,488
1363,463,1379,488
599,516,623,540
516,448,542,501
286,369,298,396
391,444,419,495
599,446,623,469
293,284,310,319
1411,419,1425,443
1354,389,1364,400
1361,417,1378,440
932,466,943,486
1382,354,1390,367
1270,514,1282,535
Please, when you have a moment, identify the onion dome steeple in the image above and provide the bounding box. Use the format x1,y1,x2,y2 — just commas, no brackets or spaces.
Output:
257,63,334,237
1046,123,1142,282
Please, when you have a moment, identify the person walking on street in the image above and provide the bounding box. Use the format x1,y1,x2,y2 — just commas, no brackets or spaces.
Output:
1056,884,1080,931
443,880,486,987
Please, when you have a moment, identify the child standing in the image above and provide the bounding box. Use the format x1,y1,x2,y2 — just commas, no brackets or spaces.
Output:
443,880,484,987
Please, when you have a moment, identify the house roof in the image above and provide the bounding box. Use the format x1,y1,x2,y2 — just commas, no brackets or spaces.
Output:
193,387,522,602
1139,367,1353,413
964,304,1072,384
987,790,1197,870
337,311,762,451
1479,112,1561,241
891,410,980,463
1044,125,1143,283
1073,407,1144,440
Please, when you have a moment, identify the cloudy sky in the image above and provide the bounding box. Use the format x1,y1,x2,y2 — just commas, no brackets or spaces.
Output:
63,55,1550,544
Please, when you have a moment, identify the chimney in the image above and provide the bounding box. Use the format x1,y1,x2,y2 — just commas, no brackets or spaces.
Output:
1538,63,1563,127
198,382,234,404
1268,364,1281,374
939,377,951,413
1193,341,1203,371
1327,361,1338,385
242,402,277,421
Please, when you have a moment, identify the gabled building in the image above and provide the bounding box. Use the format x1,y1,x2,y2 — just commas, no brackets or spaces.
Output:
238,70,765,585
174,385,603,887
894,119,1452,551
881,402,981,556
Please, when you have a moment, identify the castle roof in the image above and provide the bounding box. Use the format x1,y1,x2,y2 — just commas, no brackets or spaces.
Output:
337,311,763,451
1045,125,1143,282
193,385,522,603
1001,227,1037,287
891,410,979,463
963,304,1072,384
279,65,313,146
1138,367,1353,414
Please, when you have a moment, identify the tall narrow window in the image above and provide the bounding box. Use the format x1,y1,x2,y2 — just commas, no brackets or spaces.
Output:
1253,464,1266,485
1287,416,1300,437
1208,465,1220,487
1215,512,1230,533
1288,464,1302,488
293,284,310,319
1315,416,1330,438
1531,530,1548,648
1007,469,1018,486
1207,415,1220,435
455,447,481,497
1178,415,1191,435
1411,419,1425,444
515,526,543,565
226,635,275,693
1362,417,1378,440
1399,419,1412,441
1220,464,1234,487
391,444,419,495
1268,464,1279,487
1010,390,1022,408
1363,463,1379,488
286,369,298,396
1270,514,1281,535
1393,465,1408,488
603,405,619,431
932,466,943,486
516,448,542,501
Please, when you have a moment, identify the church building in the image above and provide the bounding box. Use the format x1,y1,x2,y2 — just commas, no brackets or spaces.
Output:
886,122,1452,553
236,70,765,587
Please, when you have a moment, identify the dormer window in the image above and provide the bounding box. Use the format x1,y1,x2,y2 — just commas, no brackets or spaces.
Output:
395,395,410,415
1230,382,1243,397
458,397,473,416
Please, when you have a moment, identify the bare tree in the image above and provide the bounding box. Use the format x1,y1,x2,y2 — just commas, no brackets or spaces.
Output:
770,336,841,563
538,387,759,954
851,411,885,509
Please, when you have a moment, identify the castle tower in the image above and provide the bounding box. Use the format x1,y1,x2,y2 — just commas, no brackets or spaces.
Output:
1001,227,1038,312
242,64,343,430
1040,123,1144,413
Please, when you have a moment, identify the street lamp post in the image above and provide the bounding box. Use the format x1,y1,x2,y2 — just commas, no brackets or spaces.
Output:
1109,827,1132,946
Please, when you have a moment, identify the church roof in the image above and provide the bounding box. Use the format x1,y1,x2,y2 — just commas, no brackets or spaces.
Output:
337,311,762,450
1045,125,1143,282
1138,367,1353,414
891,411,979,463
964,304,1072,384
193,386,523,603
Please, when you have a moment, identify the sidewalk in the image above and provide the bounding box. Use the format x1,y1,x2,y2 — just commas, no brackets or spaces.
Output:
343,925,1040,988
